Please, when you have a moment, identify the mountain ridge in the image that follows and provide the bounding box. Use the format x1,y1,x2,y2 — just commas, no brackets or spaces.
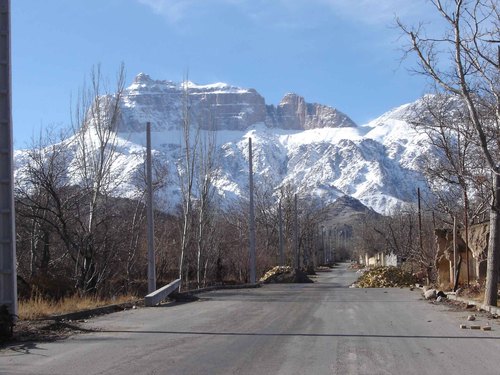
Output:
120,74,356,133
15,74,433,216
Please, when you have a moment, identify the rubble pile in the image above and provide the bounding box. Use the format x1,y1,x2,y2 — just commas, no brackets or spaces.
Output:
353,266,417,288
260,266,293,283
260,266,313,284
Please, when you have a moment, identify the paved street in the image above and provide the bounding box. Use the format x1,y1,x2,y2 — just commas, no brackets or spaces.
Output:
2,264,500,375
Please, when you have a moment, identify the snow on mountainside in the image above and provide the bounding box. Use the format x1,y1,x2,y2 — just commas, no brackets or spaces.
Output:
15,75,434,215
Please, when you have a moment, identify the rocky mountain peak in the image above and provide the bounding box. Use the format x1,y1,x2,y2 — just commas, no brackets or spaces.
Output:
265,92,356,130
134,72,153,84
118,75,356,133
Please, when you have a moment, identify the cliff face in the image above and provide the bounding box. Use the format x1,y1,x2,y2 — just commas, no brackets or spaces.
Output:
118,74,356,133
266,93,356,130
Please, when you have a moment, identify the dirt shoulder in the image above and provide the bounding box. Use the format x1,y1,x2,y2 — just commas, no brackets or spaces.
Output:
1,300,141,349
7,318,90,344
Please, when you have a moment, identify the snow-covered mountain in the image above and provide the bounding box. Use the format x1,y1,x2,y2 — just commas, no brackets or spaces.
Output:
15,74,434,215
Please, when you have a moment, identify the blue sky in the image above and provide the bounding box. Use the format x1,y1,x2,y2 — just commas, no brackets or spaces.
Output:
12,0,440,148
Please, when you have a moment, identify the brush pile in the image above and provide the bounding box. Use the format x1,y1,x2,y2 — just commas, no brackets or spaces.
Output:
260,266,313,284
353,266,417,288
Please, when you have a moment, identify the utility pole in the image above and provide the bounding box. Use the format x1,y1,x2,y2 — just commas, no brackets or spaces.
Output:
278,199,284,266
146,123,156,293
294,194,299,271
0,0,17,316
321,226,326,265
453,216,457,286
248,138,256,284
463,191,470,285
328,228,332,264
417,188,424,256
331,228,336,263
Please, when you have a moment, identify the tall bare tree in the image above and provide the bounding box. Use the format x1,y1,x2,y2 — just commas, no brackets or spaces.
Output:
69,63,126,292
195,127,219,288
177,77,200,288
399,0,500,305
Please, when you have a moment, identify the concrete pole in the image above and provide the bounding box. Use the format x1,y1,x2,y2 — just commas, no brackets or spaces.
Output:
322,226,326,265
417,188,424,257
278,199,284,266
329,227,334,263
0,0,17,316
328,229,332,264
248,138,256,284
463,190,470,285
294,194,299,271
453,216,456,285
146,123,156,293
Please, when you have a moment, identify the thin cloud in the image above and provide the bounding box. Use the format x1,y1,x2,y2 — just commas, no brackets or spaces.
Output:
137,0,431,28
136,0,191,23
316,0,426,25
137,0,246,23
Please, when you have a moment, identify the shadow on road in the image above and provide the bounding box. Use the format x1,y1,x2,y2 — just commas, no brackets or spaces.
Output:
82,329,500,341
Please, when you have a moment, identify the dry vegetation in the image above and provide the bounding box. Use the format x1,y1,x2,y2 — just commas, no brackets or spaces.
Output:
18,294,138,320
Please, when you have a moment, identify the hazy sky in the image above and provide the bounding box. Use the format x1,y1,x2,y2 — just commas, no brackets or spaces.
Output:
12,0,441,148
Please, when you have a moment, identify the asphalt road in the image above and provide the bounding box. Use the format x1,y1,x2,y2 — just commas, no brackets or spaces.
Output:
3,264,500,375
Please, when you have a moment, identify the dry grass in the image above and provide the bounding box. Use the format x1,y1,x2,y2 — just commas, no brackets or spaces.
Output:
18,294,137,320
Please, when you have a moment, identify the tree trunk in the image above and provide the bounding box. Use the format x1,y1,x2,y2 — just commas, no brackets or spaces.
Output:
484,169,500,306
453,255,462,292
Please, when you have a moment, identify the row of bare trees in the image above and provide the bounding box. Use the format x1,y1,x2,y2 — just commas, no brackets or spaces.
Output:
337,1,498,296
16,65,127,295
397,0,499,305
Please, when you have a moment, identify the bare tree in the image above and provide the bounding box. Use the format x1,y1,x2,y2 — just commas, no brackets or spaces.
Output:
412,95,492,283
195,127,219,288
398,0,500,305
177,77,201,289
15,128,75,295
69,63,126,292
380,208,438,281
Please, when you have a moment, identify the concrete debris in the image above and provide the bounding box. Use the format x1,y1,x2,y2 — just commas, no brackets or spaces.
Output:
460,324,492,331
418,287,447,301
424,289,437,300
436,291,447,298
467,315,476,321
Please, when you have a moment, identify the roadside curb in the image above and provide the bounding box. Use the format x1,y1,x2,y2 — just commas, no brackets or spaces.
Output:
173,283,261,300
446,294,500,315
50,300,142,321
52,283,260,316
37,284,260,319
416,285,500,316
